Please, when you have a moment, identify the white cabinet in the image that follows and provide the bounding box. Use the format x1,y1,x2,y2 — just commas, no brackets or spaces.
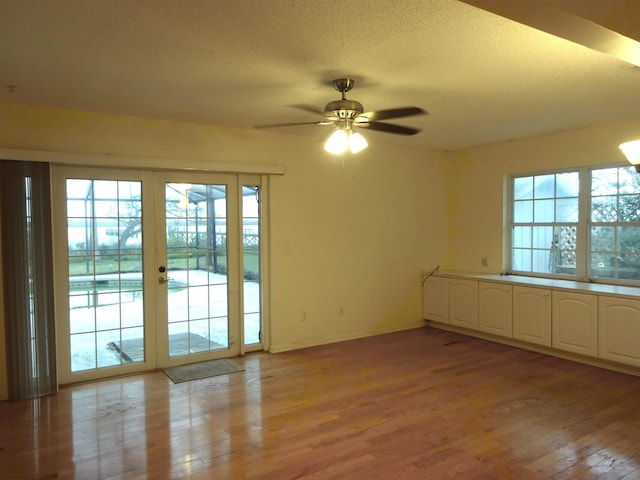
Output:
448,279,478,329
478,282,512,338
552,291,597,356
421,272,640,372
513,286,551,346
598,296,640,367
422,275,448,323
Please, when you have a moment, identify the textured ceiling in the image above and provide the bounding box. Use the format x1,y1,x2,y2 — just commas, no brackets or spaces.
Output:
2,0,640,151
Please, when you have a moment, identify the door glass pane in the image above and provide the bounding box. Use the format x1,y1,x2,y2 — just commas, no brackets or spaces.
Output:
243,186,261,345
165,183,229,357
67,179,144,372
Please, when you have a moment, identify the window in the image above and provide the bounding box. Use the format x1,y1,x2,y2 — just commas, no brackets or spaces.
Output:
590,167,640,281
509,165,640,284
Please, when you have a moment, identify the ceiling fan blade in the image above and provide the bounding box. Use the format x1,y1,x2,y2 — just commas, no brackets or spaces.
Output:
356,121,421,136
289,104,326,116
254,120,333,129
357,106,427,122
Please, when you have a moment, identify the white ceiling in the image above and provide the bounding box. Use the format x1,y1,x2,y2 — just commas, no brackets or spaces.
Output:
2,0,640,151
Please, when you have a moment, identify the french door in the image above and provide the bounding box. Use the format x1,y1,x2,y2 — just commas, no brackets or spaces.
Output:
53,167,263,384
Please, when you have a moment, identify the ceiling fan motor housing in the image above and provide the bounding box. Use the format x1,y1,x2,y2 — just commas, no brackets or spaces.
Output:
324,99,364,119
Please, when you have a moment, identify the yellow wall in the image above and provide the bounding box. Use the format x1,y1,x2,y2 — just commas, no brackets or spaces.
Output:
6,100,637,400
444,117,640,273
0,102,448,397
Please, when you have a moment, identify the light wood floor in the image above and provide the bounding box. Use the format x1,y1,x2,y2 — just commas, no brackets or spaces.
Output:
2,327,640,479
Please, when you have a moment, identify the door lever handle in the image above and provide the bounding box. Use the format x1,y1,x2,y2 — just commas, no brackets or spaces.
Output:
159,275,172,284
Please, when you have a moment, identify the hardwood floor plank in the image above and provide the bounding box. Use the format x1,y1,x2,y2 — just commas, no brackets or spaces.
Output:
1,327,640,479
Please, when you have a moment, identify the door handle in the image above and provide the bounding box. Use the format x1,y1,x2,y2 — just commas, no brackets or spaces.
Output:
159,275,172,284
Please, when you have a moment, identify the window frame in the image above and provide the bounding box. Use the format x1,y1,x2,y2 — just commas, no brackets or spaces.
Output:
507,163,640,287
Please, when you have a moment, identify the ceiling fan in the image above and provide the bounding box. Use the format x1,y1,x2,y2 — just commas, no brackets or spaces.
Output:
254,78,427,154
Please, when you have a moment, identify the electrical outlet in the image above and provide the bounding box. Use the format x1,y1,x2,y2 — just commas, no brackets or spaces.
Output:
339,306,344,316
301,309,309,321
481,256,488,267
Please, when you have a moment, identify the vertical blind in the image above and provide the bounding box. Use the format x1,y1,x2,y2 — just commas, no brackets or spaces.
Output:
0,160,57,399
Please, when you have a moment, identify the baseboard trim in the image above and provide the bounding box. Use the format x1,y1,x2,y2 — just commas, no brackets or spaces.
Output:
269,322,423,353
426,320,640,378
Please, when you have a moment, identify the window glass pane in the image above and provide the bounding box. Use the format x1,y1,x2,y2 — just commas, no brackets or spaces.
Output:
532,226,552,249
591,252,613,279
243,186,261,345
70,333,96,371
617,255,640,280
69,256,94,276
556,172,579,197
534,175,555,198
532,249,550,273
512,226,531,248
67,179,91,196
119,199,141,218
514,177,533,200
68,218,90,252
591,168,618,196
67,200,88,217
93,180,115,198
618,167,638,194
618,194,640,222
513,200,533,223
94,201,116,218
556,197,578,222
119,220,142,248
591,196,617,222
553,226,576,274
512,249,531,271
554,225,576,251
618,226,640,253
534,199,554,222
590,225,640,280
119,180,141,199
590,226,615,251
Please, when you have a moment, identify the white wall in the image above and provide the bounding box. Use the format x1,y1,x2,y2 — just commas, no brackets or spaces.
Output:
0,102,448,396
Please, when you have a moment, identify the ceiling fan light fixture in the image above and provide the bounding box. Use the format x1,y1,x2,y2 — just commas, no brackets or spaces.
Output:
324,129,368,155
324,128,348,154
349,132,368,153
619,140,640,172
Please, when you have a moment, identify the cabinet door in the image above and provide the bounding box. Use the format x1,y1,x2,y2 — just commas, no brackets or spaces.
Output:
478,282,512,337
449,279,478,329
513,286,551,346
552,291,597,356
599,296,640,367
422,276,448,323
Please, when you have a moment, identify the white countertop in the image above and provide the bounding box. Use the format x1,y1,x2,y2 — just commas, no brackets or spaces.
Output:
423,270,640,299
